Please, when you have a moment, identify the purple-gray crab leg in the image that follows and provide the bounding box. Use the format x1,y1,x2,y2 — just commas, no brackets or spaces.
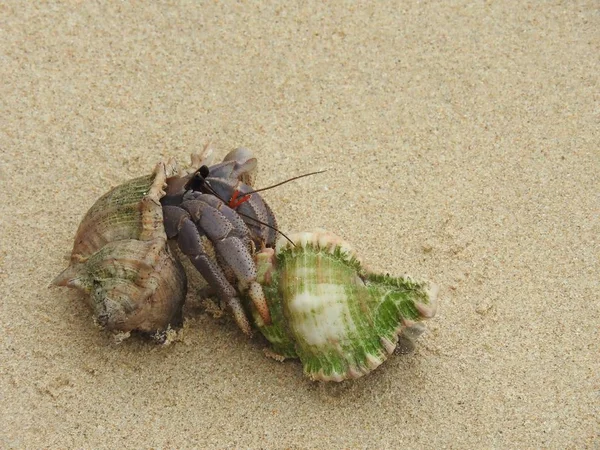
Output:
181,196,271,325
206,178,278,247
163,205,253,335
239,195,278,247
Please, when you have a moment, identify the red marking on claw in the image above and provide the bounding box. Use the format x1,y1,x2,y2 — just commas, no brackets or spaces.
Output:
228,190,252,209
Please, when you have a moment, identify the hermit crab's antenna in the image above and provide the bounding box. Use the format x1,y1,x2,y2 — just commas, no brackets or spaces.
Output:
222,169,327,247
187,166,307,247
242,170,326,196
238,211,297,247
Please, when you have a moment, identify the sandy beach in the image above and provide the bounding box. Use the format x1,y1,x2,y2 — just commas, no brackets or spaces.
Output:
1,2,598,448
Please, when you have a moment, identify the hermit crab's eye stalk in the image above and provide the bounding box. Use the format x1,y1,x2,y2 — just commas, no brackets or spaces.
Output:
185,165,210,191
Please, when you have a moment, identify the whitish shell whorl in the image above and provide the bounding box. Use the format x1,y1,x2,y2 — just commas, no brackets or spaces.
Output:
253,230,438,381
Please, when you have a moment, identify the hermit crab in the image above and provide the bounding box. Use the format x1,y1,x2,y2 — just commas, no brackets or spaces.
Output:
160,147,277,335
54,146,438,381
53,146,277,338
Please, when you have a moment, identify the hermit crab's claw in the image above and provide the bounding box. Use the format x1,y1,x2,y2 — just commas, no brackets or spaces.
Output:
221,147,258,187
211,234,272,326
206,178,279,247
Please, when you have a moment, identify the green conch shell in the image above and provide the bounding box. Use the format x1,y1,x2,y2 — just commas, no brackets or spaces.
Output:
250,230,438,381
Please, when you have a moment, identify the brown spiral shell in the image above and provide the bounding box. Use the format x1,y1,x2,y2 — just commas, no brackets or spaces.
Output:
53,159,198,335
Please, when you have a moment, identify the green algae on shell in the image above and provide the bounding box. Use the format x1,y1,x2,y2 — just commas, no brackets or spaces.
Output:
52,159,198,337
249,230,438,381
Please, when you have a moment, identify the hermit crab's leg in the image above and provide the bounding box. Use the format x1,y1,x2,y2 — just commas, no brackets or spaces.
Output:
207,178,278,247
163,205,253,335
179,195,272,325
238,193,278,247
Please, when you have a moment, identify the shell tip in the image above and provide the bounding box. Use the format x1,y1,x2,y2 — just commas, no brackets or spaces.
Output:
428,282,439,305
415,282,439,318
52,267,74,286
51,265,87,290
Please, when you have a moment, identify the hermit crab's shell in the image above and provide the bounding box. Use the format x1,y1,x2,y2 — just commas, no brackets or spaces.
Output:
53,158,199,335
251,230,438,382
